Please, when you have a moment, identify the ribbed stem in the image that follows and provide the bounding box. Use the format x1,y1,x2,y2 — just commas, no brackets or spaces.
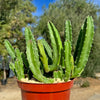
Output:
73,16,94,77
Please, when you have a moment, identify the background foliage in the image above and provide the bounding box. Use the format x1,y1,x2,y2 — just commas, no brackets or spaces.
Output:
34,0,100,77
0,0,36,56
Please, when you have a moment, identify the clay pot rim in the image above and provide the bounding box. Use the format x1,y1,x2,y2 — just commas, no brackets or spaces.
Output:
17,78,74,93
17,78,74,85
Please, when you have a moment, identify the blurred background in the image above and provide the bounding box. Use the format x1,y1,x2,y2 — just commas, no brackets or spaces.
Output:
0,0,100,82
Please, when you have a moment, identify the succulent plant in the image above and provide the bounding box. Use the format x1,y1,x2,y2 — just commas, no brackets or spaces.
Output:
4,16,94,83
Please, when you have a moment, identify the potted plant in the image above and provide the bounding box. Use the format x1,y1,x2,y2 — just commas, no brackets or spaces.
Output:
4,16,94,100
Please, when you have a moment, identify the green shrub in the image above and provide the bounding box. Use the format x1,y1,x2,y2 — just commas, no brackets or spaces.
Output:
81,80,90,88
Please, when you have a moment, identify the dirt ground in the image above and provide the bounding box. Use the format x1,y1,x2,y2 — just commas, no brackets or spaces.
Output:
0,77,100,100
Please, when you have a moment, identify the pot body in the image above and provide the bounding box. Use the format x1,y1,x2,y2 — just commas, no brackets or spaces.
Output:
17,79,74,100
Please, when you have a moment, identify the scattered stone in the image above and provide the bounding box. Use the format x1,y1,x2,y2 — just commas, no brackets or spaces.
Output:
21,78,66,84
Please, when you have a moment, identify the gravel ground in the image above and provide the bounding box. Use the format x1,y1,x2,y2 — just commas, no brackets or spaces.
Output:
0,77,100,100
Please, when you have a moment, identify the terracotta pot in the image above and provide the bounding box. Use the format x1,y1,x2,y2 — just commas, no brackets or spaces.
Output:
17,79,74,100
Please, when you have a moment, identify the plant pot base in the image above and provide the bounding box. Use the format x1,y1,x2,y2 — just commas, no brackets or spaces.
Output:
21,89,70,100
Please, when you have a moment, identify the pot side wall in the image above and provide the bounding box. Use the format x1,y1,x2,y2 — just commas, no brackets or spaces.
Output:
17,79,74,100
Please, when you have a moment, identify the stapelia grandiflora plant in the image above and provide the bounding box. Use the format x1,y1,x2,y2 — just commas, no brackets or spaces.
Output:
4,16,94,83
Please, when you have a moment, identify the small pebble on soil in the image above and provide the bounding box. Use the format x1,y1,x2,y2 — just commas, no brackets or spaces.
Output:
21,78,67,84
